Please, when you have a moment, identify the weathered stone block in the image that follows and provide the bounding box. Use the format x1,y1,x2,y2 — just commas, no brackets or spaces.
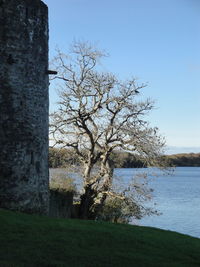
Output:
0,0,49,214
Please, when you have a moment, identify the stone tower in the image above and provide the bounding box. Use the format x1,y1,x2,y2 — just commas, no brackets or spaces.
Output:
0,0,49,214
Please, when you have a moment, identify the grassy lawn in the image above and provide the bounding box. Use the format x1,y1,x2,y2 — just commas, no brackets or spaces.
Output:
0,209,200,266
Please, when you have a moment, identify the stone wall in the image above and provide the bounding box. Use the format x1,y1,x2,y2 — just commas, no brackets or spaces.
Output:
49,190,74,219
0,0,49,214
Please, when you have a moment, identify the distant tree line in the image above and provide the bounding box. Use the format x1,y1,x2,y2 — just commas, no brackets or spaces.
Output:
49,148,200,168
49,148,81,168
49,147,148,169
165,153,200,167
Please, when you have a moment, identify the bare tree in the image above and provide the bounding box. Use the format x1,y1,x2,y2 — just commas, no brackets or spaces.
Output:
50,42,165,220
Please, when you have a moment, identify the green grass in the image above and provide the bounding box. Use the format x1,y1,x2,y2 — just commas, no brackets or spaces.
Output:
0,209,200,266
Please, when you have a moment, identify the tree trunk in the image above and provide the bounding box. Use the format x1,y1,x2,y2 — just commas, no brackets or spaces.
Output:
79,184,97,219
92,158,114,217
79,157,114,220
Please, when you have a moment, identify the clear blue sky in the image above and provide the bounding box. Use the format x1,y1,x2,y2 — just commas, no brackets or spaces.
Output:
43,0,200,153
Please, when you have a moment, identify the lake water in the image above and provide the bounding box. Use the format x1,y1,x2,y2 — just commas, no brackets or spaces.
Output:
115,167,200,238
50,167,200,238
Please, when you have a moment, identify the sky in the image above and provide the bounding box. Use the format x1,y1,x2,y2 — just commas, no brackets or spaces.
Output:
43,0,200,154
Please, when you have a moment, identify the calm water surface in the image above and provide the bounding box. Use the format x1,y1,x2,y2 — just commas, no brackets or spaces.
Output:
115,167,200,238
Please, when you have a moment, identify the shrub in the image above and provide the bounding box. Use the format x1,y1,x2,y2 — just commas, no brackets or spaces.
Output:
50,172,76,194
96,197,142,224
